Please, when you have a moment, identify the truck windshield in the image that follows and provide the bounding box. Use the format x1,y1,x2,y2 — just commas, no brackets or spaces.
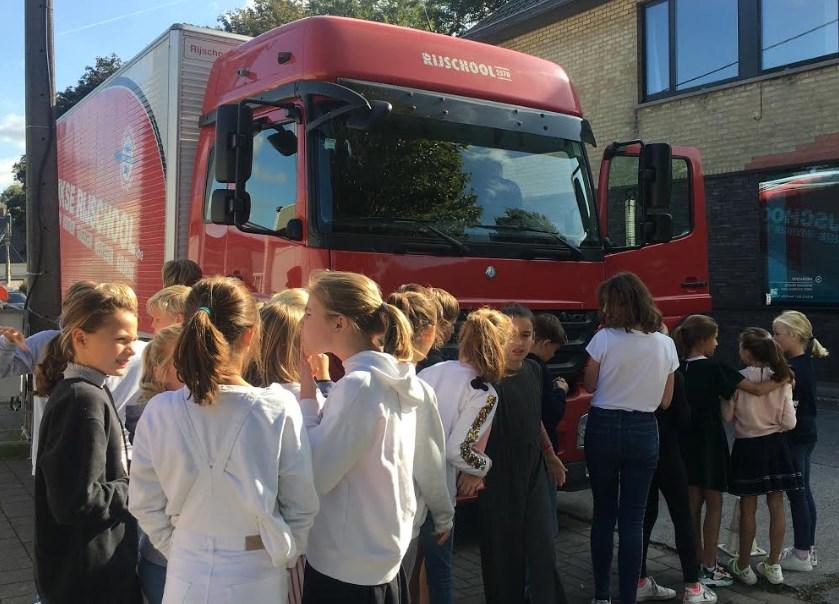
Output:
313,109,600,258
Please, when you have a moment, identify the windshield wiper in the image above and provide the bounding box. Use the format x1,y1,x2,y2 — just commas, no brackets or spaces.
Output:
470,224,584,259
336,217,470,255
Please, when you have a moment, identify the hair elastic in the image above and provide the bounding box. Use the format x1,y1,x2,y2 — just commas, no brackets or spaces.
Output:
198,306,212,316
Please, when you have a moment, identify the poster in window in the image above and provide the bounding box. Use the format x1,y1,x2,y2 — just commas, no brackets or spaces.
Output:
761,167,839,305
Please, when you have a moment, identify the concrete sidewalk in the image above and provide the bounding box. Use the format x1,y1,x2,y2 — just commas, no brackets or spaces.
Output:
451,503,804,604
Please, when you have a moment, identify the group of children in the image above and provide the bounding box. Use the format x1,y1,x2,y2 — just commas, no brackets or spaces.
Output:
2,262,827,604
6,259,577,604
582,273,827,604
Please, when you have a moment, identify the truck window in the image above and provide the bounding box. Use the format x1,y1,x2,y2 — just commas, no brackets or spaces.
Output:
313,110,600,257
605,155,691,248
248,123,298,232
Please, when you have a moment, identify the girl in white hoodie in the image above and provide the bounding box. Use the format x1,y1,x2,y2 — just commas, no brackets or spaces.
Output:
418,307,513,604
386,291,454,596
129,277,319,604
299,271,431,604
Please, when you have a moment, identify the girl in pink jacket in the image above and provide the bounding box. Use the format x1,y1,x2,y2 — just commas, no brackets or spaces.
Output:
723,328,799,587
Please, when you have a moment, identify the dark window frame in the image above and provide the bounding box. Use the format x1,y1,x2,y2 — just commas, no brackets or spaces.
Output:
641,0,839,102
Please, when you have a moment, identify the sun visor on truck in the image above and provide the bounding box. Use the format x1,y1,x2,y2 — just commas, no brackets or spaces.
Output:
337,79,595,146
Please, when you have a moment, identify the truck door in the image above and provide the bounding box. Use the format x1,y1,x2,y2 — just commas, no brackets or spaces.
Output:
597,145,711,323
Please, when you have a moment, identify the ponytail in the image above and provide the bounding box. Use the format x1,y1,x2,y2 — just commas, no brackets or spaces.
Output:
174,277,259,405
811,337,830,359
309,271,414,361
381,303,414,362
35,336,70,397
458,308,513,384
773,310,829,359
671,314,718,359
175,309,231,404
36,282,138,396
739,327,792,383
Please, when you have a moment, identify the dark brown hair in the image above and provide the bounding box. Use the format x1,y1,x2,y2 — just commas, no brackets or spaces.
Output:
598,272,662,333
458,308,513,384
174,277,259,405
36,283,138,396
739,327,792,383
672,314,718,358
533,313,567,346
310,271,413,361
162,259,203,287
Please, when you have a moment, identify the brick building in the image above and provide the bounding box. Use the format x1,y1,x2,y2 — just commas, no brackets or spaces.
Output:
466,0,839,383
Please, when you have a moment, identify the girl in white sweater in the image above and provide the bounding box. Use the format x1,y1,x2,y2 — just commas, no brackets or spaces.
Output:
129,277,319,604
299,271,430,604
417,308,513,604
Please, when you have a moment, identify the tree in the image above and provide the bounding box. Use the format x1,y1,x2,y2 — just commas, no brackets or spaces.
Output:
218,0,507,36
55,54,123,118
12,157,25,187
0,185,25,229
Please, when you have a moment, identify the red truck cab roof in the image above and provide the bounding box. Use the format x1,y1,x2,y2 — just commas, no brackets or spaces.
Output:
202,16,582,117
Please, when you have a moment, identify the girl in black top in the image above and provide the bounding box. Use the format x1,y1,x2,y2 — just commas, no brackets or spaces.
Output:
773,311,829,572
476,305,567,604
672,315,783,588
639,371,717,603
33,283,141,604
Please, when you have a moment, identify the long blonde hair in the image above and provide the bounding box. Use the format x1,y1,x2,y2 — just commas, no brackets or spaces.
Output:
458,308,513,384
309,271,413,361
36,283,138,396
256,299,306,386
139,325,183,403
773,310,829,358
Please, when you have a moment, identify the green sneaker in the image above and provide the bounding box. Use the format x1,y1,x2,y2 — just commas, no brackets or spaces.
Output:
727,558,757,586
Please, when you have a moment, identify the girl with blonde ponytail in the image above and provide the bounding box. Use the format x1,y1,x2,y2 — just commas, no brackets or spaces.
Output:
772,311,828,571
129,277,318,604
299,271,429,603
33,282,141,604
417,307,513,604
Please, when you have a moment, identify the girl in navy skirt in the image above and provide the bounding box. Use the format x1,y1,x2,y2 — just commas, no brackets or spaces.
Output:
723,328,799,587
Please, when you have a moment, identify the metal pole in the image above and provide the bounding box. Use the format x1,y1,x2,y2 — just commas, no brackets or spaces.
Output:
24,0,62,334
4,211,11,285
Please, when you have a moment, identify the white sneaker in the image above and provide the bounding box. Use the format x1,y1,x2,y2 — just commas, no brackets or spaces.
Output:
726,558,757,586
591,600,611,604
757,560,784,585
637,576,676,601
683,584,717,603
811,547,819,567
780,547,813,572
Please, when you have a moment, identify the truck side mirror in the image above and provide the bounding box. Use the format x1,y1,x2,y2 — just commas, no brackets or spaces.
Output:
210,188,250,225
638,143,672,210
215,104,254,184
642,211,673,244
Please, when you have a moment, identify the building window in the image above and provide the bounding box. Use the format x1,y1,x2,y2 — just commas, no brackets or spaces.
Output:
761,166,839,305
642,0,839,100
644,1,669,96
762,0,839,69
676,0,739,90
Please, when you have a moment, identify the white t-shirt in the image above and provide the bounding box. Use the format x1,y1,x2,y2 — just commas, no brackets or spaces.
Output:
586,328,678,413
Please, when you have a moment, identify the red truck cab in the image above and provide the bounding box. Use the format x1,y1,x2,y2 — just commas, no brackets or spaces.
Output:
189,16,711,485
